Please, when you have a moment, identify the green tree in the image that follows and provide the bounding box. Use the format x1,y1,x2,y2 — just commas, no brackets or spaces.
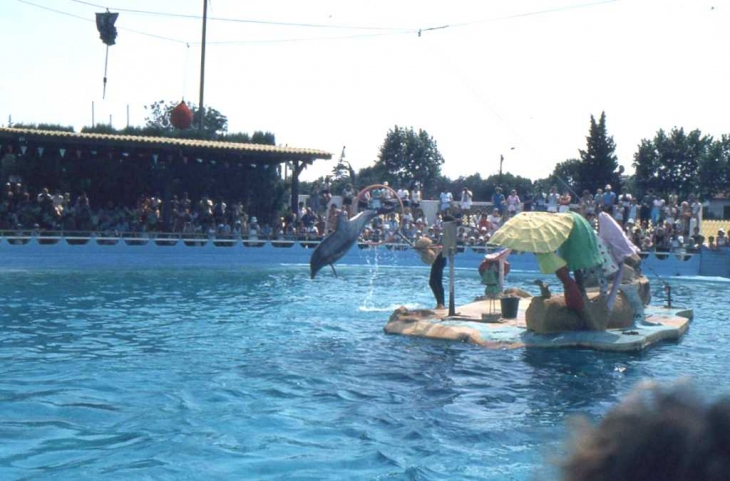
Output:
633,127,712,199
376,126,444,188
144,100,228,137
578,112,620,193
698,135,730,200
549,158,582,194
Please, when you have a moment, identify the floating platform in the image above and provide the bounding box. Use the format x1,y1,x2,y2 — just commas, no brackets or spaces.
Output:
384,297,693,352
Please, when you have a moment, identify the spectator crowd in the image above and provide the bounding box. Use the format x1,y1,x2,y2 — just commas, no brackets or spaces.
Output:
2,179,728,253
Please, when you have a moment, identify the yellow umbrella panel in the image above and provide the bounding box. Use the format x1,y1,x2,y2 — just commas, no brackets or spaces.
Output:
488,212,575,254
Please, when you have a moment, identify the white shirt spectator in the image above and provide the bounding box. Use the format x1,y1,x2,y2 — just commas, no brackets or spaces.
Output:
440,191,453,212
460,188,473,210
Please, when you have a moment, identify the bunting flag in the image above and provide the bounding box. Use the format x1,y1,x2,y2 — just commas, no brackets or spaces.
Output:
59,148,66,158
152,154,158,165
96,11,119,45
20,146,27,155
37,147,44,157
95,11,119,98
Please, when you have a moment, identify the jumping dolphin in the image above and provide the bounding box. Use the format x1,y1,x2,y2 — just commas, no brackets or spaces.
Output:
310,209,378,279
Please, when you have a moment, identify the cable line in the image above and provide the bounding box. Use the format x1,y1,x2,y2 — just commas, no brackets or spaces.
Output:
18,0,194,44
66,0,410,32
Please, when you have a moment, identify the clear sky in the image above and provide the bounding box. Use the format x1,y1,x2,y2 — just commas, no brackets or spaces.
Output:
1,0,728,183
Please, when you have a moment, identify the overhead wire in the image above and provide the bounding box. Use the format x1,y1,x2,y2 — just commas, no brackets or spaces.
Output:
64,0,620,38
20,0,621,46
66,0,412,32
17,0,190,44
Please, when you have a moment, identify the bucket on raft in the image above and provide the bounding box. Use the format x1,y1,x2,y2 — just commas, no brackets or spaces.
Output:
500,297,520,319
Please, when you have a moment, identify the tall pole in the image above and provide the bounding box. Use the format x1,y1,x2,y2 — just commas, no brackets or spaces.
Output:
499,154,504,184
198,0,208,131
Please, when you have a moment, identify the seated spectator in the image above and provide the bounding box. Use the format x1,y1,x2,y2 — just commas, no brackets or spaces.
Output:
561,381,730,481
690,226,705,251
477,212,491,231
640,235,653,252
717,229,728,247
248,216,260,239
487,208,502,233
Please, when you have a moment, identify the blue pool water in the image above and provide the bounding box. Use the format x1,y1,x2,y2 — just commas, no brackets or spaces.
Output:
1,265,728,480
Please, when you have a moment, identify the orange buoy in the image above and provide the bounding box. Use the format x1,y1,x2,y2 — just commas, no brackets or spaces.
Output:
170,101,193,130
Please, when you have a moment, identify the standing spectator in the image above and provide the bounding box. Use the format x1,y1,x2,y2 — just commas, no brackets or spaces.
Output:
580,190,595,218
651,196,665,227
522,191,533,212
506,189,520,218
439,189,453,212
601,184,616,212
491,187,505,214
640,191,653,224
547,186,559,213
309,181,321,214
410,182,422,209
341,183,356,216
689,195,702,235
534,189,546,212
319,177,333,210
396,185,410,208
628,196,638,225
558,190,572,213
593,188,603,212
460,187,473,211
325,204,340,234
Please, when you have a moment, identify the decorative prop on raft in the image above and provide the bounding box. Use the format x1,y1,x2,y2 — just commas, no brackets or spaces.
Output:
490,212,648,332
95,10,119,99
478,249,512,319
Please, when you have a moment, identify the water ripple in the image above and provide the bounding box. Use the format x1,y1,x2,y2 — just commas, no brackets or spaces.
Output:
0,267,726,479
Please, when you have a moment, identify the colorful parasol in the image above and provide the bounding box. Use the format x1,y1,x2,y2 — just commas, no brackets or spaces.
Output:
488,212,574,253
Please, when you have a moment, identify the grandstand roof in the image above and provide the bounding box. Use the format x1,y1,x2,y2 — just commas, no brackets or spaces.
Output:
0,127,332,164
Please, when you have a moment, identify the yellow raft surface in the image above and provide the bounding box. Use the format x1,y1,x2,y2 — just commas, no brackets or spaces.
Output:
385,298,693,352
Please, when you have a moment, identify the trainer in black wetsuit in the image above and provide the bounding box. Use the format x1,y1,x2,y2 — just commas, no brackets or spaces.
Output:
429,252,446,309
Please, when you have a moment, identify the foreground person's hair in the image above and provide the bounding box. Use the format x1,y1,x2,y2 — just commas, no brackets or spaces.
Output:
562,381,730,481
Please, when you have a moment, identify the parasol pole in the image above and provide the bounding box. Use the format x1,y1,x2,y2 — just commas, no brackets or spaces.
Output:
103,45,109,99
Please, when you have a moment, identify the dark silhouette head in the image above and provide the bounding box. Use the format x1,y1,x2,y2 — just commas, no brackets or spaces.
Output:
562,381,730,481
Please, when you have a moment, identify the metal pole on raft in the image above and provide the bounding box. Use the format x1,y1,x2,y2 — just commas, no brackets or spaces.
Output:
442,221,458,317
